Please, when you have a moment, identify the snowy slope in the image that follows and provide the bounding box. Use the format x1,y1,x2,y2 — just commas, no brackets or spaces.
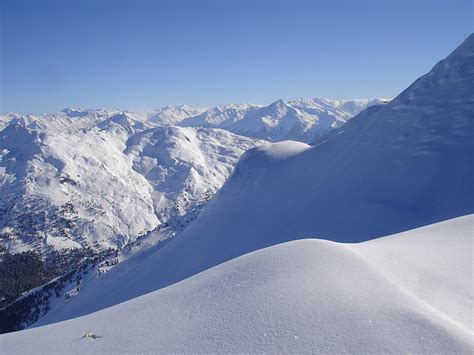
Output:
2,216,472,353
123,126,266,223
0,122,262,255
34,34,474,326
179,98,385,142
0,112,264,331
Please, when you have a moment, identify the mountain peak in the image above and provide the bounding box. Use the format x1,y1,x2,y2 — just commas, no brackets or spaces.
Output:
393,33,473,106
266,99,289,114
270,98,286,107
434,32,473,69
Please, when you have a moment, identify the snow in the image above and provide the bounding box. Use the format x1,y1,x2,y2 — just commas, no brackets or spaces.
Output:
123,126,266,221
0,94,378,258
30,34,474,330
178,103,258,128
253,140,310,160
0,96,380,329
0,117,263,254
1,216,472,353
146,105,206,126
179,98,385,142
1,98,379,144
1,33,472,354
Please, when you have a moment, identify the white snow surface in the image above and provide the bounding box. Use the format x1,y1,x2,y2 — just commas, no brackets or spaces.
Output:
255,140,311,160
32,34,474,328
1,216,473,354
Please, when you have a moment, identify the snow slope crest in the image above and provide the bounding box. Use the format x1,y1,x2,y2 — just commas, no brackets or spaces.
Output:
252,141,310,161
2,216,473,353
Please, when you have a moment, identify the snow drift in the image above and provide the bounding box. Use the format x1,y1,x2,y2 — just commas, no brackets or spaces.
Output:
2,216,472,353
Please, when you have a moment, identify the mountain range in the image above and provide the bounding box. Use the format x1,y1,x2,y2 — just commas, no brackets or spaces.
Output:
0,97,381,330
0,33,472,353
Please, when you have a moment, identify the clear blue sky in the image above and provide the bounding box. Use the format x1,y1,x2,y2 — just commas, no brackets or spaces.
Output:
0,0,472,114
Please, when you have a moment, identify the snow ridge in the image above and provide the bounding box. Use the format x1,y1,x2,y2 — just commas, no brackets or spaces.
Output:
2,216,472,353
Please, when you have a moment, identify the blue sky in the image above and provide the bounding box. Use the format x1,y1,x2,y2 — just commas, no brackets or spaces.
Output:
1,0,472,114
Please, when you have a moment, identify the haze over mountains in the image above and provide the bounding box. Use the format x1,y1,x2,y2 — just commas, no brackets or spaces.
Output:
0,33,472,354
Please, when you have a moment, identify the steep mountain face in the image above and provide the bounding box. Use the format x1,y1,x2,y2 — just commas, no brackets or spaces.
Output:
179,98,386,142
9,216,472,353
36,35,474,326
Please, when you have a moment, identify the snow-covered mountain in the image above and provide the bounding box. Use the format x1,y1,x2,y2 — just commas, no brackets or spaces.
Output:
179,98,385,142
0,122,262,254
176,103,257,128
0,98,383,143
0,95,380,331
0,106,266,246
146,105,206,126
0,95,385,262
32,33,473,337
2,216,472,353
0,106,192,134
0,110,264,330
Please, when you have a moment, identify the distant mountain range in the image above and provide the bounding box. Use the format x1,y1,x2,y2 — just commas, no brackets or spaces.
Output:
1,97,386,142
179,98,386,142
